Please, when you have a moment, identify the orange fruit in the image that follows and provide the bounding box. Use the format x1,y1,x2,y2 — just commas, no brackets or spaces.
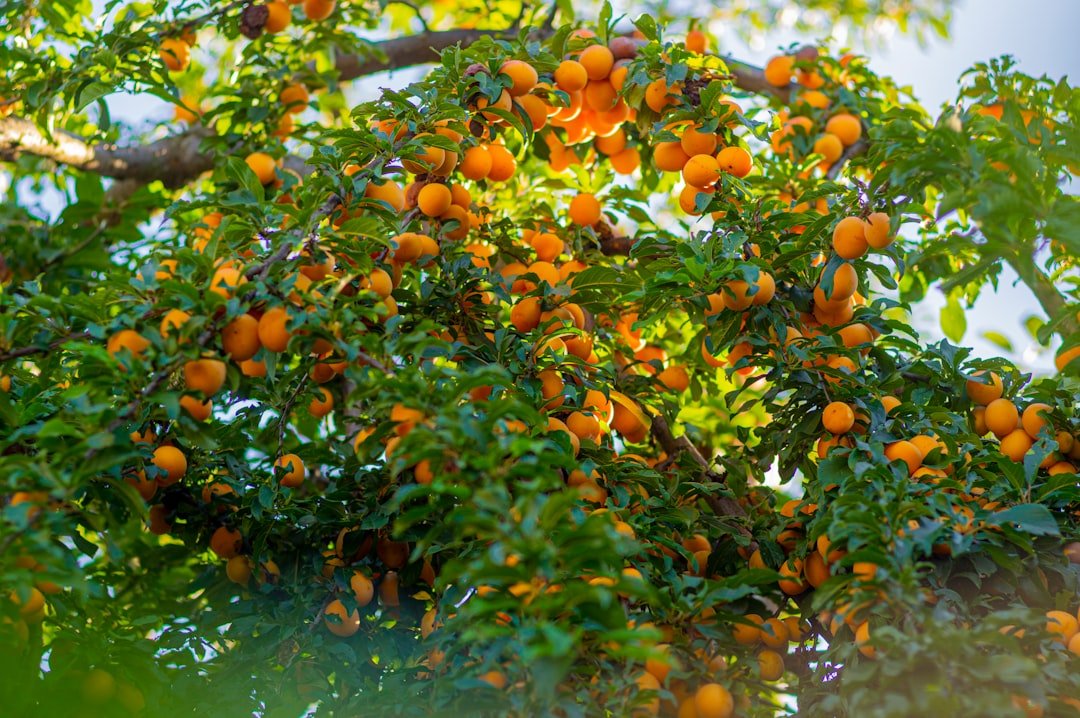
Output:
107,330,150,361
680,125,718,156
486,144,516,181
683,154,720,188
758,649,784,681
654,141,690,172
554,60,588,92
264,1,292,33
716,146,752,177
965,371,1003,404
814,133,844,163
159,38,190,72
279,83,308,113
884,440,923,475
417,184,452,217
579,45,614,81
257,306,292,352
825,113,862,146
763,55,794,87
569,193,602,226
1020,402,1052,440
984,398,1019,439
302,0,335,20
221,314,262,361
694,682,734,718
152,445,187,485
275,453,305,488
822,401,855,434
323,599,360,636
500,59,538,96
832,216,868,259
183,358,227,396
999,429,1033,462
863,212,893,248
245,152,277,185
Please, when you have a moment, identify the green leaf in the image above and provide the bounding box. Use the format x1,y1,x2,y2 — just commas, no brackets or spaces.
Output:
940,295,967,342
981,331,1012,352
989,504,1060,537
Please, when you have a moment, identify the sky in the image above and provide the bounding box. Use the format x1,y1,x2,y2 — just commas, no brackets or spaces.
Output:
73,0,1080,375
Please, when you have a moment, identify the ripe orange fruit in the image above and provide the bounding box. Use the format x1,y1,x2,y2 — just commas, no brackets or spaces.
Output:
764,55,794,86
694,682,734,718
817,262,859,302
209,525,242,559
275,453,305,487
257,306,292,352
554,60,588,92
107,329,150,361
658,365,690,392
183,358,227,396
884,440,923,475
760,617,789,649
1055,344,1080,373
323,599,360,636
350,571,375,606
832,216,869,259
485,144,516,181
778,558,807,594
1021,402,1052,440
721,280,753,311
825,113,862,146
814,133,844,163
459,145,492,180
855,621,875,658
159,38,190,72
309,387,333,418
683,154,720,188
654,141,691,172
680,124,718,156
822,401,855,434
965,370,1003,404
365,179,405,211
984,398,1019,439
863,212,893,248
245,152,277,185
685,29,707,53
221,314,261,361
417,184,452,217
644,78,679,112
500,59,538,96
758,649,784,681
510,296,542,332
579,45,615,81
264,1,292,32
152,445,187,485
303,0,335,20
1046,610,1079,645
999,429,1033,462
716,146,752,177
569,193,602,226
279,82,308,113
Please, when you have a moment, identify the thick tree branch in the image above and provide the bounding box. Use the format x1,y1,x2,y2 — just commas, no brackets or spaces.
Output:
0,118,214,188
334,29,503,81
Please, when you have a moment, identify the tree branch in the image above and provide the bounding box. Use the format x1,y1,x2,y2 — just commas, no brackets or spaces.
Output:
0,118,215,188
826,138,868,180
334,29,514,82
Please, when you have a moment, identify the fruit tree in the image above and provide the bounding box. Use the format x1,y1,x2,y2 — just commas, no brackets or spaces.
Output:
1,0,1079,716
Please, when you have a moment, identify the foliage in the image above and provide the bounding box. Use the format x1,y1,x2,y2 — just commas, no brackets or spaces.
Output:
0,0,1078,717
